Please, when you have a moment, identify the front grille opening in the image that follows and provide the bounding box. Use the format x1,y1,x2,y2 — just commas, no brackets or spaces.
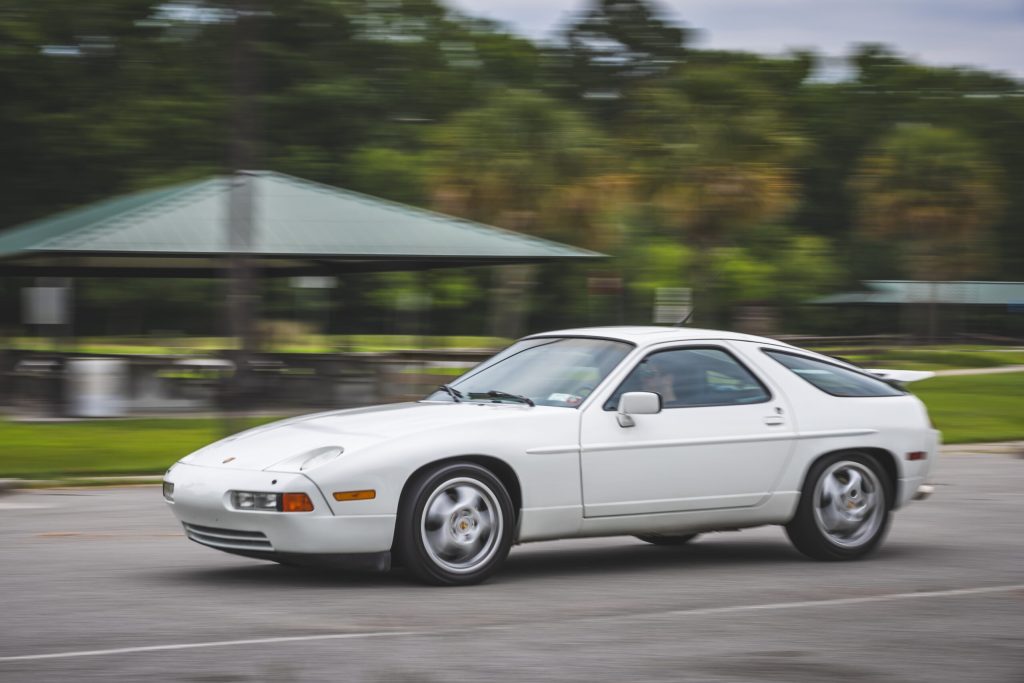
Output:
182,523,274,552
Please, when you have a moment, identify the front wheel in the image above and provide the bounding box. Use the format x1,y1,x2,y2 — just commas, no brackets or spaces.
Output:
786,453,892,561
396,462,514,585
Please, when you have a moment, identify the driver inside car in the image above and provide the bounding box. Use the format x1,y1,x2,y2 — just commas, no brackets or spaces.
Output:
638,357,678,404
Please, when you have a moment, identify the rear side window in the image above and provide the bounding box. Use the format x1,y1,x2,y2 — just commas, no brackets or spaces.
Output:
764,350,903,397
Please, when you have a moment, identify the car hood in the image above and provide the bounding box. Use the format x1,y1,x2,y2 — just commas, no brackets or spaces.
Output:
181,401,567,471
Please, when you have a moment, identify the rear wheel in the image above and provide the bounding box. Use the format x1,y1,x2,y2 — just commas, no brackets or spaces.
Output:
396,462,514,586
786,453,892,560
634,533,699,546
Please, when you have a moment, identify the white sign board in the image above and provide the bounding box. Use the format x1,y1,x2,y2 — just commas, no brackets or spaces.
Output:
22,286,70,326
66,359,127,418
290,276,337,289
653,287,692,325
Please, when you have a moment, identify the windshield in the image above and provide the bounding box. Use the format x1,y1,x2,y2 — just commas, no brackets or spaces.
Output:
425,337,634,408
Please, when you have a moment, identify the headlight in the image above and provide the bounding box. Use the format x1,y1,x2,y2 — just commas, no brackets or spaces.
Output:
162,481,175,502
229,491,314,512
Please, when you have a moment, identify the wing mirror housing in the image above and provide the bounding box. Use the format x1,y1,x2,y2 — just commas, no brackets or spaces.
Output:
617,391,662,427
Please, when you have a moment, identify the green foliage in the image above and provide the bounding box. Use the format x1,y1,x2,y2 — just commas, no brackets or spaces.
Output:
711,247,777,303
851,123,1003,279
427,89,609,234
549,0,690,113
770,232,844,308
346,146,427,204
705,229,842,322
623,72,805,235
624,238,694,306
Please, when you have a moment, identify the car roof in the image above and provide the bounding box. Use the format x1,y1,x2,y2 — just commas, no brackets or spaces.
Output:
525,326,795,348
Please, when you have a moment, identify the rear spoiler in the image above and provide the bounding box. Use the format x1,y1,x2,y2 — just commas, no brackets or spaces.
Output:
867,369,935,384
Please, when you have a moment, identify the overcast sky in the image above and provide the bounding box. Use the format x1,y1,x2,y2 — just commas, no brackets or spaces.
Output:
449,0,1024,79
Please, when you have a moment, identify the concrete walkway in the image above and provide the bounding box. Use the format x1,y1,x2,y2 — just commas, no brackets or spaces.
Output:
933,364,1024,376
940,441,1024,457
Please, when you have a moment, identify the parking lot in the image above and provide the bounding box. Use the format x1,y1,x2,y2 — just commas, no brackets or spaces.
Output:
1,450,1021,682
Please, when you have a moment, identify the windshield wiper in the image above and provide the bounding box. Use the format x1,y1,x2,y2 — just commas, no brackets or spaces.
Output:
438,384,463,403
470,390,535,406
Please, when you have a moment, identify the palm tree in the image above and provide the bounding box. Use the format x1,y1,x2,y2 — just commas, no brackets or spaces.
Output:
428,91,614,336
851,124,1002,339
623,73,805,325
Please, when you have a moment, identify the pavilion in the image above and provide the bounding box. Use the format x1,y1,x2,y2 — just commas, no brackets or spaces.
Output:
0,170,603,277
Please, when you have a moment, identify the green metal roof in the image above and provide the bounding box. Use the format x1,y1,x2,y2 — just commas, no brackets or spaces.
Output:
0,171,604,276
811,280,1024,305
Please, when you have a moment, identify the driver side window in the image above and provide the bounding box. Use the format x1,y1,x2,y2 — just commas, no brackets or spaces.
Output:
604,347,771,410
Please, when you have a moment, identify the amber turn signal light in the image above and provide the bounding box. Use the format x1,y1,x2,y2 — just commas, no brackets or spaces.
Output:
333,490,376,501
281,492,315,512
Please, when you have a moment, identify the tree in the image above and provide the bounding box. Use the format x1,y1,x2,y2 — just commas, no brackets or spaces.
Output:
621,66,806,324
851,124,1002,278
426,90,612,336
793,44,1022,278
851,123,1003,337
547,0,690,117
427,90,609,234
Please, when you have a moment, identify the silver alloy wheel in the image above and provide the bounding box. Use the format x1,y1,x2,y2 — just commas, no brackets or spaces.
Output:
812,460,885,548
420,477,503,574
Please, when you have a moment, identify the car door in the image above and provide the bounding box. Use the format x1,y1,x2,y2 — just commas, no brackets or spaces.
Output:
579,342,796,517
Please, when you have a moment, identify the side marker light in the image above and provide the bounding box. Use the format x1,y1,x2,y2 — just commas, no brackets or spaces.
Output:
333,490,376,501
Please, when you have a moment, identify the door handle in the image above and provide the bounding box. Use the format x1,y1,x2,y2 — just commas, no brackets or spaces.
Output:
763,415,785,426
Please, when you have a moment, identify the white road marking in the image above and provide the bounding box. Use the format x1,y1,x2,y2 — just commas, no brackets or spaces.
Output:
0,631,425,663
1,583,1021,663
656,583,1024,619
0,503,53,510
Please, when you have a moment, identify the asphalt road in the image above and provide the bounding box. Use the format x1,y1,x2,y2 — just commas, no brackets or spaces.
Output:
1,452,1021,682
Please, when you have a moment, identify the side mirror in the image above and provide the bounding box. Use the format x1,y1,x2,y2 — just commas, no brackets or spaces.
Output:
617,391,662,427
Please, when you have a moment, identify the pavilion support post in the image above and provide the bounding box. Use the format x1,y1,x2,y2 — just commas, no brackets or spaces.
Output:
227,170,259,354
224,0,261,418
488,264,536,340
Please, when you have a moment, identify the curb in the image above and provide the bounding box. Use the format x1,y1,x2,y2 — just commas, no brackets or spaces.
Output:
0,475,163,494
941,441,1024,457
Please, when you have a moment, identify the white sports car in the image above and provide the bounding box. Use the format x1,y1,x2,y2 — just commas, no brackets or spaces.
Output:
163,327,938,585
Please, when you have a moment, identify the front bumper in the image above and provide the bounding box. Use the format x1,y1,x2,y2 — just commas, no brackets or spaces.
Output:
164,463,396,556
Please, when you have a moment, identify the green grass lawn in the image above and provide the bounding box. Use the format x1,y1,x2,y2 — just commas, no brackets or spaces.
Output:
1,373,1020,479
812,345,1024,371
909,372,1024,444
0,416,278,479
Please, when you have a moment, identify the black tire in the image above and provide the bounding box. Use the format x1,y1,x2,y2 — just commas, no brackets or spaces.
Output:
634,533,700,546
395,462,515,586
786,452,892,561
